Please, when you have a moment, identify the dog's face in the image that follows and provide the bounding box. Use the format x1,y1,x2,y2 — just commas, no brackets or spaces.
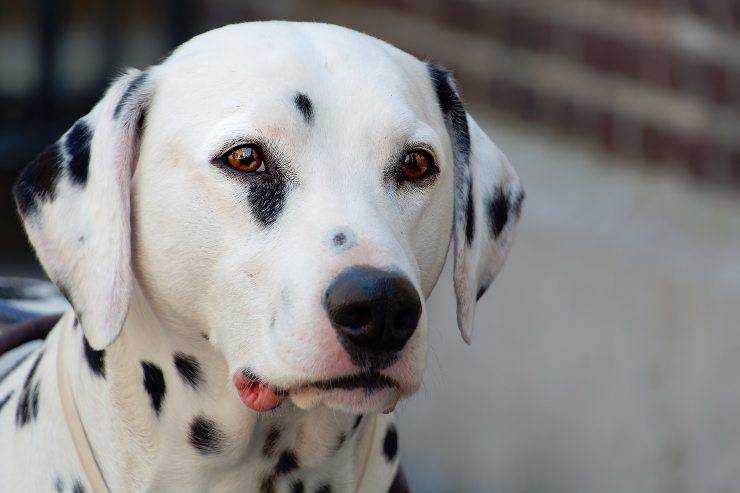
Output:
14,22,523,413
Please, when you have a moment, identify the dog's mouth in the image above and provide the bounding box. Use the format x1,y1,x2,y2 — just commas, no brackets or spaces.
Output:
233,369,396,412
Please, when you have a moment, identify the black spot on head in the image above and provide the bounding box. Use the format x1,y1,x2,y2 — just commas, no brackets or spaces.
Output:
294,93,314,124
465,181,475,245
291,481,305,493
315,483,332,493
274,449,299,475
72,478,86,493
488,186,509,238
382,424,398,462
54,476,64,492
263,426,281,457
65,120,91,185
247,170,289,227
352,414,363,430
200,331,209,341
189,415,225,454
173,352,202,389
16,349,43,427
141,361,166,417
13,143,63,215
335,432,346,451
260,475,276,493
114,72,148,118
83,336,105,378
0,391,14,413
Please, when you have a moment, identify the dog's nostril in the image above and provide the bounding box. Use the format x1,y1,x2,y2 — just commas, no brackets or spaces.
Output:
333,232,347,247
324,265,421,365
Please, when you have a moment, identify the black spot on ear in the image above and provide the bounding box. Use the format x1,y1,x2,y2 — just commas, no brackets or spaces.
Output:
141,361,166,417
54,476,64,492
16,350,43,427
290,481,305,493
114,72,148,118
173,352,202,389
352,414,363,430
274,449,299,475
72,478,86,493
65,120,91,185
83,336,105,378
488,186,510,238
247,171,289,227
263,426,281,457
465,181,475,245
294,93,314,124
13,143,63,215
382,424,398,462
427,63,470,167
315,483,332,493
476,284,489,301
0,390,14,413
189,415,225,454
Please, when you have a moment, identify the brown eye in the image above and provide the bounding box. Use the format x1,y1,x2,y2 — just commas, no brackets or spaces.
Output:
401,150,433,180
222,145,265,173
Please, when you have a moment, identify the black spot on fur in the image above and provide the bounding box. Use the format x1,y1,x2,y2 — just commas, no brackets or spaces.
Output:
353,414,363,430
114,72,148,118
0,391,14,413
294,93,314,124
513,189,525,219
16,350,43,426
141,361,166,416
72,478,86,493
65,120,91,185
291,481,305,493
83,336,105,378
274,449,299,475
260,475,276,493
335,432,346,451
476,284,489,301
189,415,225,454
54,477,64,492
382,424,399,462
488,186,509,238
333,232,346,247
173,352,202,389
427,64,470,164
465,181,475,245
13,143,63,215
200,331,209,341
247,170,289,227
263,426,281,457
315,484,332,493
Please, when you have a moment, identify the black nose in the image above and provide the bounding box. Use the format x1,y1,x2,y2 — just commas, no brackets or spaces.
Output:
324,265,422,368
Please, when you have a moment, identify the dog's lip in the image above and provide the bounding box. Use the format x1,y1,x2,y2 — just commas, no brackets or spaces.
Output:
243,369,397,394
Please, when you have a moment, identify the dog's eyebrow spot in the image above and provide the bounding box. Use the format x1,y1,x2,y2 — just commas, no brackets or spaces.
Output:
263,426,281,457
13,143,63,215
15,349,43,427
382,424,398,462
274,449,299,475
290,480,305,493
189,415,226,454
173,352,203,389
83,335,106,378
141,361,166,417
0,390,14,414
294,92,314,124
65,120,92,185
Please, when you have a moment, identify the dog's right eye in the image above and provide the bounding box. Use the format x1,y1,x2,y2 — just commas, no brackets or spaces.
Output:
221,145,266,173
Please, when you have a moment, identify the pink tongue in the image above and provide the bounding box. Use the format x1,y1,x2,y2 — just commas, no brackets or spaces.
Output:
233,372,284,412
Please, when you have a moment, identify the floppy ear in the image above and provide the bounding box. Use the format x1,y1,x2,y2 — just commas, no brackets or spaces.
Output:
13,69,152,349
428,64,524,344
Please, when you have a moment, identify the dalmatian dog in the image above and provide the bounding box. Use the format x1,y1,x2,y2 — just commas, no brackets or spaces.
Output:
0,22,523,493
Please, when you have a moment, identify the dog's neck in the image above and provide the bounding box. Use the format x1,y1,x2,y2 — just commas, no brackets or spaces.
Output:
63,285,375,492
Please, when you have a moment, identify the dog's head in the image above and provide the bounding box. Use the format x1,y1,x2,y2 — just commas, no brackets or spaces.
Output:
14,22,523,413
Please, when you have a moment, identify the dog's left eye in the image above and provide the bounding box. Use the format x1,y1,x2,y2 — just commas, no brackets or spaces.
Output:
221,145,266,173
401,150,435,180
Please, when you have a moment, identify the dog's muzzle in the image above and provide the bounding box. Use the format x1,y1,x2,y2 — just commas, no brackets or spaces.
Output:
324,265,421,369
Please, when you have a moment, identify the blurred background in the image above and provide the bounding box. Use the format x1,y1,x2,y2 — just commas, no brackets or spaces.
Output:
2,1,740,491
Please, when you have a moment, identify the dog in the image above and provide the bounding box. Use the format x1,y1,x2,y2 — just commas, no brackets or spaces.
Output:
0,21,523,492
